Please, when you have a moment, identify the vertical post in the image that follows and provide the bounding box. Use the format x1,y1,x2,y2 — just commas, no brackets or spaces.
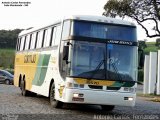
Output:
143,55,150,94
148,52,157,94
157,50,160,95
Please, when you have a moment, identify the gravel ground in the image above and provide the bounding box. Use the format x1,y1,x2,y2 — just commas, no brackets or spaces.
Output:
0,84,160,120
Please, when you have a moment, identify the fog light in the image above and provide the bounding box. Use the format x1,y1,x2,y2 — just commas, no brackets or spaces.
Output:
73,93,79,97
73,93,84,97
128,97,133,101
124,97,133,101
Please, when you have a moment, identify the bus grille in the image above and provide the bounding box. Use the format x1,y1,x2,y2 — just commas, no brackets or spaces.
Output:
88,85,103,89
106,86,121,90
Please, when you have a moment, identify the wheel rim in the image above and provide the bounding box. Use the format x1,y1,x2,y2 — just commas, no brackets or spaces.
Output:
6,80,9,85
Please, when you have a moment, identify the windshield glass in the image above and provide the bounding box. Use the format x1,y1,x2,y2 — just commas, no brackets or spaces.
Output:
72,21,136,41
70,41,137,81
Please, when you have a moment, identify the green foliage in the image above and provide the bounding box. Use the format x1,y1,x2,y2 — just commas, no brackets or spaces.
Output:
0,49,15,69
0,29,23,49
144,42,159,54
155,38,160,47
103,0,160,38
138,41,147,49
138,69,144,82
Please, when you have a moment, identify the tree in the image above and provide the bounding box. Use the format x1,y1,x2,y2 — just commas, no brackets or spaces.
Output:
103,0,160,38
138,40,147,49
0,29,23,48
155,38,160,47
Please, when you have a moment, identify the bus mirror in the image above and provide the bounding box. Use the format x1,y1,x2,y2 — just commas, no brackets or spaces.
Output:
63,46,69,64
138,49,144,69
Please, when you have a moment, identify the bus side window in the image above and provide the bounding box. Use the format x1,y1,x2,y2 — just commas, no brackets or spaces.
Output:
34,32,39,49
51,27,56,46
16,38,21,51
28,34,32,50
30,32,36,49
23,36,27,50
16,38,19,51
25,35,30,50
20,36,25,51
36,30,43,49
18,38,22,51
55,25,61,45
44,28,52,47
41,29,46,48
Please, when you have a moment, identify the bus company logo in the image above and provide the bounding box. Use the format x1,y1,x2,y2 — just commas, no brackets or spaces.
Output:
108,40,133,46
86,80,99,85
24,54,36,63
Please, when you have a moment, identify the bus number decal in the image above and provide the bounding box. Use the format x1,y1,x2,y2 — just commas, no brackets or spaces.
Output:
86,80,99,85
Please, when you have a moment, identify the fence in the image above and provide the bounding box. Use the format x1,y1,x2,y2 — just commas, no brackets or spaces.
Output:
143,51,160,95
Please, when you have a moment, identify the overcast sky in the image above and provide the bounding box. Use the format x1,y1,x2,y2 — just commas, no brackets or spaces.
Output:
0,0,149,40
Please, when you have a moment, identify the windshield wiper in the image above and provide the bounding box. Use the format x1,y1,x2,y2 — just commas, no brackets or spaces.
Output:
88,59,105,80
111,62,123,81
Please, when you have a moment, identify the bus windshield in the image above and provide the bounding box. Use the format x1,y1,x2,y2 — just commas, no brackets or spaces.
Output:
71,21,136,41
70,41,137,82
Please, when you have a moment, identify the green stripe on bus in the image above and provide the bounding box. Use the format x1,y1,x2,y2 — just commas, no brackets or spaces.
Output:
32,54,51,86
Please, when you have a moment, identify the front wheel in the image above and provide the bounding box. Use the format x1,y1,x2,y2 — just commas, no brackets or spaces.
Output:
50,83,63,108
101,105,115,111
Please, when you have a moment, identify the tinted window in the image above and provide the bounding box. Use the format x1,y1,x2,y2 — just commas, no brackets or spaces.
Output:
72,21,137,41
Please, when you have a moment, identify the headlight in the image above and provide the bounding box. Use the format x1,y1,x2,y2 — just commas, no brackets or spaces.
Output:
66,82,84,88
123,87,135,93
66,82,73,88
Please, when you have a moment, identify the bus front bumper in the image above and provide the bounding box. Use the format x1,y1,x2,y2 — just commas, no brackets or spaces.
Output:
62,88,136,107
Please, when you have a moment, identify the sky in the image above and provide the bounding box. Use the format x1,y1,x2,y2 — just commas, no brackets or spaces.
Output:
0,0,150,41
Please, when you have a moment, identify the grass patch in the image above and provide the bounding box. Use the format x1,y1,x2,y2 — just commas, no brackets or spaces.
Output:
144,42,160,54
146,42,156,45
144,46,159,54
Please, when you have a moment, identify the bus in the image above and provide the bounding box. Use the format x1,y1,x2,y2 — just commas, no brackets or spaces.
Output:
14,15,137,111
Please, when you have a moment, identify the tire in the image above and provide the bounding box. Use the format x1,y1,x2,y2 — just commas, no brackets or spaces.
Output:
20,79,30,96
50,83,63,108
101,105,115,111
5,79,10,85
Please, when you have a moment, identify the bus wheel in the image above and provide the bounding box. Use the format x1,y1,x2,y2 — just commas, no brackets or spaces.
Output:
101,105,115,111
20,79,30,96
50,83,63,108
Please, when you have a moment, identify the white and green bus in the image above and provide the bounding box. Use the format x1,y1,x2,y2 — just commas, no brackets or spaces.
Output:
14,15,137,111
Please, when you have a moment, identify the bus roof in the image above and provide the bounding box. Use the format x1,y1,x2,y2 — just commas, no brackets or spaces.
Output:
19,15,136,36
